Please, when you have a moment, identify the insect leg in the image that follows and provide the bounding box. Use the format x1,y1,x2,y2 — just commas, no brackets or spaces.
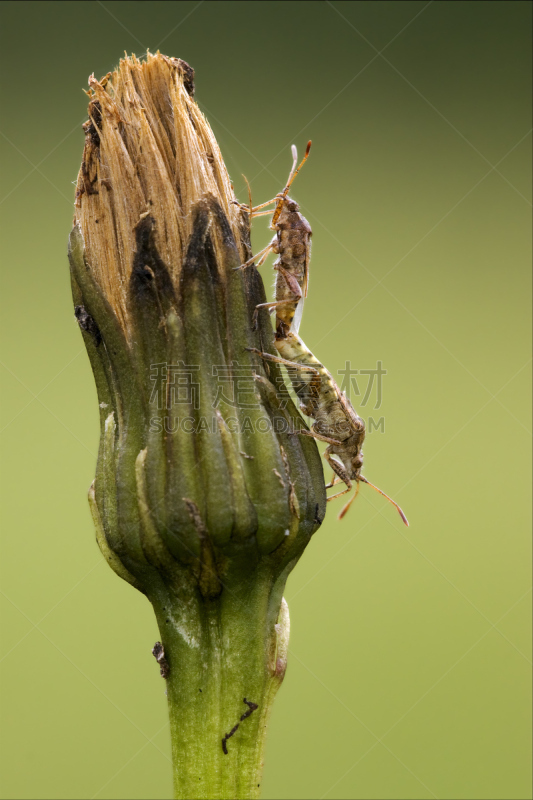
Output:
232,201,274,217
325,474,342,490
231,195,278,215
326,486,353,502
338,482,361,519
248,198,279,213
293,429,344,446
273,264,303,298
234,243,274,271
323,453,361,517
249,210,276,219
253,247,275,269
245,348,320,374
252,299,297,330
254,300,296,314
324,451,351,492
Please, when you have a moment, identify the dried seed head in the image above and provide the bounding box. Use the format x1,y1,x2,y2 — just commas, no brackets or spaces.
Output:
70,58,328,792
75,52,243,335
69,52,326,606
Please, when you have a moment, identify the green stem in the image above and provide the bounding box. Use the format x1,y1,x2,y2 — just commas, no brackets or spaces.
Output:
150,567,289,800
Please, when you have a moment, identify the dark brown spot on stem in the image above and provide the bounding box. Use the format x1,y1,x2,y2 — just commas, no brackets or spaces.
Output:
75,305,102,346
221,698,258,754
152,641,170,679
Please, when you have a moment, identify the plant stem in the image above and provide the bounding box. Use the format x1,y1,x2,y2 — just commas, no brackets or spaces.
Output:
150,564,288,800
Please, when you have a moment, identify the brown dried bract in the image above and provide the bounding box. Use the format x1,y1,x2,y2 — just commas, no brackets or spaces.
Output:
75,52,245,336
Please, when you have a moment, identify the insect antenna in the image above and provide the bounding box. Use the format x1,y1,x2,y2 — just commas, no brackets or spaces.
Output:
271,140,312,226
286,145,299,183
358,476,409,526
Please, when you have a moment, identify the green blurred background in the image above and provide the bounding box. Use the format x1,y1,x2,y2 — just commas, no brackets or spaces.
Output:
1,2,531,798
